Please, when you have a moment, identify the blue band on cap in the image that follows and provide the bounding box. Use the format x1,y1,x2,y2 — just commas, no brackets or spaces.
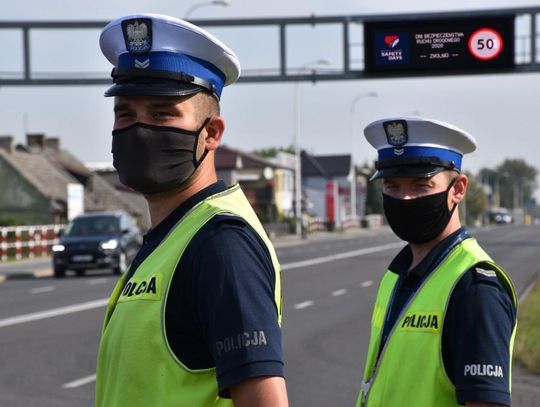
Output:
378,146,463,170
118,51,226,97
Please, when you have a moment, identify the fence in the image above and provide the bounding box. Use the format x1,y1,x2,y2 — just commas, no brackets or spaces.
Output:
0,225,65,261
305,217,328,233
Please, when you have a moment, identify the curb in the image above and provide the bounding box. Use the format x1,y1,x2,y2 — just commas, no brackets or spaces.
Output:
0,268,53,282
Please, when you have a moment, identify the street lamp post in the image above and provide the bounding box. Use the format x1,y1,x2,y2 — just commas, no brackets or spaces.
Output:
349,92,377,222
294,59,331,237
184,0,230,19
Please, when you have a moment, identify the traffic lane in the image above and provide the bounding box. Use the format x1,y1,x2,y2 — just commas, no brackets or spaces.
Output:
0,236,398,407
282,253,395,406
283,260,378,407
473,224,540,295
0,258,51,274
0,306,103,407
275,229,398,264
282,248,396,312
280,224,540,322
281,225,540,331
0,273,118,320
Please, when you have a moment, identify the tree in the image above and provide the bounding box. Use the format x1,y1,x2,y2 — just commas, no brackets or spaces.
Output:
478,167,500,207
464,173,487,226
252,145,295,158
364,163,383,215
496,159,538,209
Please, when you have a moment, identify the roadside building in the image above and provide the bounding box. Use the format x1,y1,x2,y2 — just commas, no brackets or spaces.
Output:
215,145,294,224
0,134,148,228
301,151,367,229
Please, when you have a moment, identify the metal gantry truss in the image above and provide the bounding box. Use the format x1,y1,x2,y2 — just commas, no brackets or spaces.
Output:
1,6,539,86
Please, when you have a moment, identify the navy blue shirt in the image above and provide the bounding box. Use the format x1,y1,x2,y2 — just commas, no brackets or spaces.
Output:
382,228,516,406
127,181,284,397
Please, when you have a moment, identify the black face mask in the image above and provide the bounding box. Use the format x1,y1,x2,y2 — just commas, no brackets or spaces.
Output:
111,119,209,195
383,179,457,244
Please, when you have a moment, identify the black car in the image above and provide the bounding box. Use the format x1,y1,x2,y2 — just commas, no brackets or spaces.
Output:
52,211,142,278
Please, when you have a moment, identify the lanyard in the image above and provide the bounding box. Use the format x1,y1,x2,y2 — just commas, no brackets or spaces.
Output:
377,229,470,357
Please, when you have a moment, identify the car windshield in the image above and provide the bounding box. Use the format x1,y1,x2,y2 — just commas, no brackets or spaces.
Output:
65,216,120,237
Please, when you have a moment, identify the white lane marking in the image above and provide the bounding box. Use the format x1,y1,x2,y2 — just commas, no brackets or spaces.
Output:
361,280,374,288
294,300,314,310
88,278,108,285
281,242,403,271
0,298,108,328
30,286,55,294
332,289,347,297
62,374,96,389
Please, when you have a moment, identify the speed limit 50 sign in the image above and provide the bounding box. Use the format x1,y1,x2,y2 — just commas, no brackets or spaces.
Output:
468,28,504,60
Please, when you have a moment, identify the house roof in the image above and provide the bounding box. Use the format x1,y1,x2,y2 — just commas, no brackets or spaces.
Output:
301,151,328,177
0,148,79,200
42,148,93,178
313,155,351,176
301,152,351,177
216,145,285,170
0,143,146,222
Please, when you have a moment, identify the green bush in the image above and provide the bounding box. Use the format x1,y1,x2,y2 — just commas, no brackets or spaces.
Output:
0,216,22,226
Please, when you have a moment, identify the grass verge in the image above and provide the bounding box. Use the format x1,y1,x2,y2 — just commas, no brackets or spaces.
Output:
514,276,540,373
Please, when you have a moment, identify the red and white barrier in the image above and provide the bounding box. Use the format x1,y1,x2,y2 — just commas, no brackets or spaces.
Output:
40,228,48,257
1,229,7,262
0,225,65,262
28,227,35,259
15,229,21,260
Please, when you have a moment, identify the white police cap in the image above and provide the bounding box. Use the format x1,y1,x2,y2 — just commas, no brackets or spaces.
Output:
100,13,241,99
364,117,477,180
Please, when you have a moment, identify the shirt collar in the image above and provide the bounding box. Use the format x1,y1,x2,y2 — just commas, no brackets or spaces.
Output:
388,227,470,278
144,180,228,242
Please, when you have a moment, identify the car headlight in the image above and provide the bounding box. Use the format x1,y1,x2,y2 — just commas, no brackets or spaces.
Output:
100,239,119,250
52,244,65,252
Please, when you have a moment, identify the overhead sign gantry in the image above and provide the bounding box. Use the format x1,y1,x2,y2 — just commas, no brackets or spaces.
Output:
0,6,538,86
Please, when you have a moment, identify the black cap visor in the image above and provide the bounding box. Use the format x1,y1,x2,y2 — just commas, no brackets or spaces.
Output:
105,79,204,97
104,68,216,98
370,165,449,180
370,156,459,180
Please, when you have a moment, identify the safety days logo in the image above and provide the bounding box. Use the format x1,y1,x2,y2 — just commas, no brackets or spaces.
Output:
374,32,410,66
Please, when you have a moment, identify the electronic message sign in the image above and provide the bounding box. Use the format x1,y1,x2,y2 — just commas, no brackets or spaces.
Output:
364,16,515,74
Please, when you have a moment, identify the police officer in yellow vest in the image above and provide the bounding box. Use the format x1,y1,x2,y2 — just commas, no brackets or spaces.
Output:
96,14,288,407
357,117,517,407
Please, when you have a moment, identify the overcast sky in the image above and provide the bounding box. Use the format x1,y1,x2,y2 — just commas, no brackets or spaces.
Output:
1,0,539,183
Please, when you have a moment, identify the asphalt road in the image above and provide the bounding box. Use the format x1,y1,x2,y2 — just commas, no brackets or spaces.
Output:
0,224,538,407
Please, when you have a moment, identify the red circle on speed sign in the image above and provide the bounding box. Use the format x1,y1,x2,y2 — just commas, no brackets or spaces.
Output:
468,28,504,61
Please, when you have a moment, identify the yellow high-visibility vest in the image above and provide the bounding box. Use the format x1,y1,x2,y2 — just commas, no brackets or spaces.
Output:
96,184,282,407
357,237,516,407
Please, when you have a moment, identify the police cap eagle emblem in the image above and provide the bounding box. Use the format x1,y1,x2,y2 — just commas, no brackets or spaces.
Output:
121,18,152,54
383,120,408,147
